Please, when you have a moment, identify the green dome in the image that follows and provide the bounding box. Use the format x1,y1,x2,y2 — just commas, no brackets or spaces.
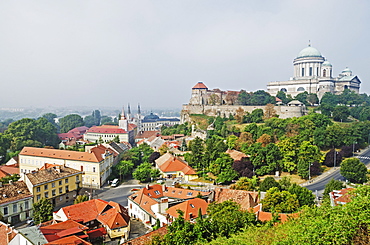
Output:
342,67,352,73
322,61,332,67
297,46,322,58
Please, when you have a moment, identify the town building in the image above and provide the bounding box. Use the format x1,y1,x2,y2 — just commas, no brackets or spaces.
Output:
329,188,354,206
267,44,361,99
211,188,259,210
83,108,137,146
0,221,18,245
139,113,180,132
24,165,83,206
0,181,33,225
154,153,198,181
128,184,211,227
166,198,208,223
53,199,130,240
19,145,115,188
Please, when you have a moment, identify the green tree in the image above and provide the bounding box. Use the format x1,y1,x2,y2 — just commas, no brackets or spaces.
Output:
185,137,204,169
41,113,58,126
288,183,315,207
117,160,134,180
59,114,84,133
74,195,89,204
332,106,350,122
261,187,299,213
259,176,281,192
323,178,345,199
207,200,256,238
340,158,368,184
133,162,157,182
297,141,321,179
33,198,53,224
100,115,114,125
249,109,264,123
0,134,10,163
307,93,319,106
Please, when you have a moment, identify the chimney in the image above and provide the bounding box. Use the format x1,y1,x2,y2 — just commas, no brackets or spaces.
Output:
80,166,83,171
146,184,150,190
162,184,166,192
9,180,13,185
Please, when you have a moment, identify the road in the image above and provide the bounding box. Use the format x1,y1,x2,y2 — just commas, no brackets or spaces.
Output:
90,179,144,207
305,147,370,196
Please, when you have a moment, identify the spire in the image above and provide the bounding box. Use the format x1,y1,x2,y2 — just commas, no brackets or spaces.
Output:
119,105,128,131
138,104,141,115
121,106,126,120
308,40,311,47
127,104,131,121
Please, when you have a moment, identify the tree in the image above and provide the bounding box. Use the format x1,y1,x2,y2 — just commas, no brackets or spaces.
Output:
288,183,315,207
261,187,299,213
230,176,259,191
59,114,84,133
185,137,204,169
259,177,281,192
340,158,368,184
33,198,53,224
256,133,272,147
117,160,134,180
0,174,20,184
42,113,58,126
208,94,221,105
100,116,114,125
133,162,158,182
323,148,342,167
158,144,169,155
323,178,345,198
207,200,256,238
307,93,319,106
297,141,321,179
225,91,239,105
250,90,275,105
237,90,251,105
74,195,89,204
249,109,264,123
263,104,277,120
332,106,350,122
235,107,245,124
148,152,161,163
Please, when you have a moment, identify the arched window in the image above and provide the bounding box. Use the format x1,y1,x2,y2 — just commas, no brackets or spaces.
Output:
309,67,313,76
323,69,326,77
280,88,287,92
297,87,305,92
344,85,348,89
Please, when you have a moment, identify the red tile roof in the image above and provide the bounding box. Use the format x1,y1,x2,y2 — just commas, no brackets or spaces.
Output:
135,131,160,139
86,124,136,134
0,222,16,245
156,153,197,175
122,227,167,245
58,132,82,140
45,235,92,245
20,145,111,163
0,165,19,177
256,211,299,223
57,199,130,229
226,149,250,161
192,82,208,89
40,220,89,242
213,188,259,210
166,198,208,221
330,188,354,206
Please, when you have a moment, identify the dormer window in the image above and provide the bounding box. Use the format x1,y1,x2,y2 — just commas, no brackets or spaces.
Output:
154,190,160,195
190,204,195,208
187,192,193,196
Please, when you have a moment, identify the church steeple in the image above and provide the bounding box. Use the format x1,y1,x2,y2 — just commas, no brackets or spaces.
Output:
119,106,128,131
127,104,131,121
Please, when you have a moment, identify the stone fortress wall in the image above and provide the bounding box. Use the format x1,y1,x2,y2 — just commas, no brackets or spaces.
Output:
181,104,306,123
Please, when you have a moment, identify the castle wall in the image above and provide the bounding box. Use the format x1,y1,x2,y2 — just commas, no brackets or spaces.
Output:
181,104,306,123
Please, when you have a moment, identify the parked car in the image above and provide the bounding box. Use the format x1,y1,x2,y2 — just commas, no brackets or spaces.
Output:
111,179,119,187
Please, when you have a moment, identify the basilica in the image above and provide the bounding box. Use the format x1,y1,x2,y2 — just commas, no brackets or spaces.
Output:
267,44,361,99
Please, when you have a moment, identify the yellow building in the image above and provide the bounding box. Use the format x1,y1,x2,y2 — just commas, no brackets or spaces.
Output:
19,145,114,188
24,165,83,206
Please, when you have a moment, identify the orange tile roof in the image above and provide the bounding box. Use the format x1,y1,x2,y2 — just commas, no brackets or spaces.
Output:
156,153,197,175
330,188,354,205
192,82,208,89
129,185,211,217
86,124,136,134
20,146,110,163
0,181,32,205
57,199,130,230
256,211,299,223
0,222,16,245
135,131,160,139
40,220,89,242
122,226,167,245
213,188,259,210
26,165,83,186
0,165,19,177
166,198,208,221
226,149,250,161
45,235,92,245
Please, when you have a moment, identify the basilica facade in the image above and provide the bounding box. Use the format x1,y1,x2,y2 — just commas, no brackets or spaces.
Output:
267,45,361,99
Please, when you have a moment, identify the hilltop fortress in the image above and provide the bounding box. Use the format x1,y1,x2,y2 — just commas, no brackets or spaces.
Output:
180,82,306,123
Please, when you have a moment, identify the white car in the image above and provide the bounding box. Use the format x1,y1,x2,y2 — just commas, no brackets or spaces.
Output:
111,179,119,187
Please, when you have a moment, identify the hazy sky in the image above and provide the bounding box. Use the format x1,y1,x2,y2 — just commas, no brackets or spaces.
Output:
1,0,369,109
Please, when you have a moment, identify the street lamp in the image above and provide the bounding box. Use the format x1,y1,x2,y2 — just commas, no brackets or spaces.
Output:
308,163,314,181
353,141,357,157
333,148,338,168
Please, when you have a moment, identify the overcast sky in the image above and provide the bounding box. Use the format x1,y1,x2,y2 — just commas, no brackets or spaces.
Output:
1,0,369,109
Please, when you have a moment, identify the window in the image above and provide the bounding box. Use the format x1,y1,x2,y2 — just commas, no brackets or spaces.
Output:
190,204,195,208
59,187,63,194
154,190,160,195
323,69,327,77
65,186,69,192
52,190,56,196
25,201,29,210
44,184,48,190
187,192,193,196
280,88,287,92
317,67,319,76
13,204,17,213
3,207,8,215
36,187,41,192
52,182,55,188
59,180,62,186
301,67,305,76
76,176,79,181
37,195,41,201
309,67,313,76
297,87,305,92
93,167,96,173
45,192,49,198
65,178,69,184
